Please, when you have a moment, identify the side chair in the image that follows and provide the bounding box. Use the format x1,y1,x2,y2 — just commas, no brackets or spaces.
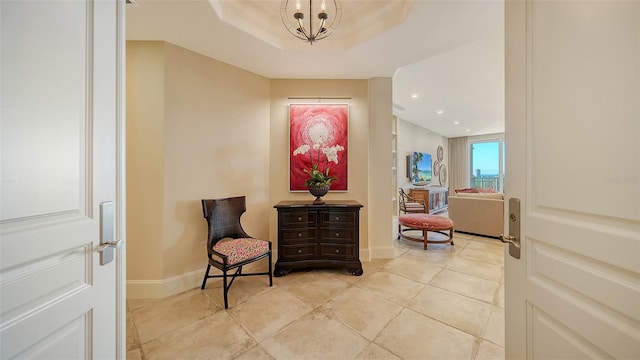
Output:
200,196,273,309
398,188,427,238
399,188,427,215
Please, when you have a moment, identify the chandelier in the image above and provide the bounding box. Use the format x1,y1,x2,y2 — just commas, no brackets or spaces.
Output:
280,0,342,44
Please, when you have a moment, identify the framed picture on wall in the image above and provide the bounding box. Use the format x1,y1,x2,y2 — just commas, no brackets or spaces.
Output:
289,103,348,191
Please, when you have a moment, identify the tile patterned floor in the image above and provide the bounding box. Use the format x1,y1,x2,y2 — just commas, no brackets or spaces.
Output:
127,231,505,360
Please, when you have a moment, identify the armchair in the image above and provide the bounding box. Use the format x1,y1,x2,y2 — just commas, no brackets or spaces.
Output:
200,196,273,309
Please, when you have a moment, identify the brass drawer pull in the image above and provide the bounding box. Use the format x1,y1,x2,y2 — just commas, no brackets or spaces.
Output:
335,216,340,221
298,232,303,237
335,248,340,253
335,232,340,237
297,216,303,221
298,249,302,254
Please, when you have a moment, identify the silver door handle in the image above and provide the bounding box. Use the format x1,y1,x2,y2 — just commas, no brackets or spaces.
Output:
500,234,520,249
99,201,119,265
97,239,123,253
502,198,522,259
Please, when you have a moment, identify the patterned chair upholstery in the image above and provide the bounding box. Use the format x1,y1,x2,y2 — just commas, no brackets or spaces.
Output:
201,196,272,309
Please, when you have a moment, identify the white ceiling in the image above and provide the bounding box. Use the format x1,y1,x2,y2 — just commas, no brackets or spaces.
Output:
126,0,505,138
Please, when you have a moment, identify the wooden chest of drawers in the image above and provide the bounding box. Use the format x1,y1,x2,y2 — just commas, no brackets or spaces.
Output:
409,187,449,214
273,200,363,276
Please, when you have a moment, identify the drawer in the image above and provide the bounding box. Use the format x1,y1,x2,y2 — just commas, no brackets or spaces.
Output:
281,244,316,261
280,211,317,227
321,229,355,243
319,243,356,259
281,229,317,242
321,211,356,226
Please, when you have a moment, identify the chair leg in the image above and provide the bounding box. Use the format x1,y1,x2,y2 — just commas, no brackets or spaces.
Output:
200,264,211,290
222,270,228,309
215,253,274,309
423,228,428,250
268,251,273,286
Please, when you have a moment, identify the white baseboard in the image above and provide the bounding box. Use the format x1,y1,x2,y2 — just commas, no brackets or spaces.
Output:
126,269,204,299
127,247,383,299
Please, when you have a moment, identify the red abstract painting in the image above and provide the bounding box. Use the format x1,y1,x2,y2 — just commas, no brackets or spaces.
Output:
289,104,348,191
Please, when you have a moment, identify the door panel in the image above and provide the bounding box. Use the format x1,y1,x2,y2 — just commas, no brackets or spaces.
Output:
0,1,87,221
23,315,90,359
530,1,639,222
1,244,90,324
505,0,640,359
0,0,124,358
529,306,612,359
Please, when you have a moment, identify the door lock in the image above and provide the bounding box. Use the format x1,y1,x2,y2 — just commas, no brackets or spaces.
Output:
99,201,121,265
500,198,521,259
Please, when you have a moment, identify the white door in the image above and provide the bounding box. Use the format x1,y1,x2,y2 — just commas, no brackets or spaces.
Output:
505,0,639,358
0,1,126,358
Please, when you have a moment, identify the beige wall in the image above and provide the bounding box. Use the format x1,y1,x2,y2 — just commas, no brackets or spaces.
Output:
127,41,395,298
126,41,270,297
126,42,165,281
268,80,371,250
367,78,395,259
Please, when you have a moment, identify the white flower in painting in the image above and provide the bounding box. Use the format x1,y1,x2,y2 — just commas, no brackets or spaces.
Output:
293,120,343,186
322,145,344,164
293,144,310,156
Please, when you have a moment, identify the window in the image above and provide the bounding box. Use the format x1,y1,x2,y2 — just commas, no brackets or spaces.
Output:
470,139,505,192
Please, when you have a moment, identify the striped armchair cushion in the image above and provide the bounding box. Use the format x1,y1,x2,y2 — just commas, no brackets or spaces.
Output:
404,202,425,209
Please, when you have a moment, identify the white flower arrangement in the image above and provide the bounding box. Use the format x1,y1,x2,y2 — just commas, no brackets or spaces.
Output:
293,139,344,187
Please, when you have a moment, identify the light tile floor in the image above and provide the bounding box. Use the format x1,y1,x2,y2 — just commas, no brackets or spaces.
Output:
127,231,505,360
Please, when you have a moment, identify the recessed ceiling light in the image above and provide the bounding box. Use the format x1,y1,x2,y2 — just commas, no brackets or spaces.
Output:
436,110,444,115
411,94,418,99
465,129,471,132
454,121,460,125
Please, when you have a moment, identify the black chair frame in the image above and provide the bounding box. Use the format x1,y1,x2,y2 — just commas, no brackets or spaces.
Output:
201,197,273,309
